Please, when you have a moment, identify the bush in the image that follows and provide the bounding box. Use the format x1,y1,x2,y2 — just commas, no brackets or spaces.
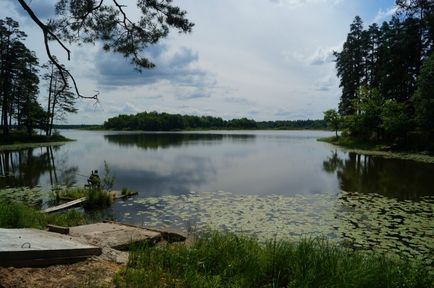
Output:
83,187,112,209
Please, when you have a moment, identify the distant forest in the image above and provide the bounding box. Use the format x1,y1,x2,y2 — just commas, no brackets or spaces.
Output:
103,111,326,131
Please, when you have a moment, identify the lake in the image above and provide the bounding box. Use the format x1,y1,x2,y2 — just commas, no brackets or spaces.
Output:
1,130,433,259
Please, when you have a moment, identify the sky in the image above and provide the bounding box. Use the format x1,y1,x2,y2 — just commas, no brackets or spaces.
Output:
1,0,397,124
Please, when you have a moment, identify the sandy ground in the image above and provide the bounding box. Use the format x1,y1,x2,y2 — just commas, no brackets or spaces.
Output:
0,257,123,288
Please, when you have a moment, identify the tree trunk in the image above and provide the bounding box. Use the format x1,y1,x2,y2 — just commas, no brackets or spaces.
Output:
46,63,54,136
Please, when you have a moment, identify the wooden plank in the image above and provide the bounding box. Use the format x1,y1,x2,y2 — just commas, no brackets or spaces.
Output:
42,197,86,213
47,224,70,235
110,190,138,200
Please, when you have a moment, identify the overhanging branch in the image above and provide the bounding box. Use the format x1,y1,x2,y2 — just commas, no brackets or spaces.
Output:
17,0,98,100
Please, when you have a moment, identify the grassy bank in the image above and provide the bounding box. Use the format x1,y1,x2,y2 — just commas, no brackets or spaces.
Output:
319,136,434,163
0,202,88,229
0,132,72,145
115,232,433,288
0,133,73,151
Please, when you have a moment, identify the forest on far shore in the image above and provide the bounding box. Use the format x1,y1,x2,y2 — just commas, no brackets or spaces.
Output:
103,111,326,131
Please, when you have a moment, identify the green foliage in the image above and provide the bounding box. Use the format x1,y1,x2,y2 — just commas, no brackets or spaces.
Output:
0,130,70,145
83,187,112,209
258,119,327,130
50,186,87,202
0,17,45,136
381,100,412,139
412,52,434,130
334,4,434,147
104,111,326,131
348,87,384,139
121,187,136,197
0,202,87,228
102,161,115,192
115,232,434,288
48,0,194,71
323,109,341,137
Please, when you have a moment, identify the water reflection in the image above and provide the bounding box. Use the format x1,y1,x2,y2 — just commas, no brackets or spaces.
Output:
323,151,434,199
0,146,78,189
111,155,217,197
104,133,256,150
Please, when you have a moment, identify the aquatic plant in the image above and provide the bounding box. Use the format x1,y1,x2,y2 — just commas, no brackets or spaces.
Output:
102,160,115,192
128,190,434,261
83,187,112,209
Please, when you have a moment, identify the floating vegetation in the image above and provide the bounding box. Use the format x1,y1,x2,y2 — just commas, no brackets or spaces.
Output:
0,187,44,206
128,190,434,261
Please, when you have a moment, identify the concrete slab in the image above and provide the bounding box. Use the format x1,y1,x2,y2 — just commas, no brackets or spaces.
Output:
69,223,162,250
0,228,101,267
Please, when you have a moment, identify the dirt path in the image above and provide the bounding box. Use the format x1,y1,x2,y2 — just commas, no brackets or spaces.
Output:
0,258,123,288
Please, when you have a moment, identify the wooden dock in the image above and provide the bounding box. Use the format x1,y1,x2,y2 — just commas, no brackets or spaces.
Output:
0,228,101,267
42,197,86,213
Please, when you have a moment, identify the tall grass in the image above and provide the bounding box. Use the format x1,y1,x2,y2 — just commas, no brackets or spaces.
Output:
83,187,112,209
0,202,88,228
115,231,433,288
48,186,112,209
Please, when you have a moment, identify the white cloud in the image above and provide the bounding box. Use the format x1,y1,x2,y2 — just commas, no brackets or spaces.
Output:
0,0,392,124
373,6,398,23
282,44,341,66
269,0,343,8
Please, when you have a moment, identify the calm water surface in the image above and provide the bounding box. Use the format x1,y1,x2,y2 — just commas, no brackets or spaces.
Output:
1,130,433,257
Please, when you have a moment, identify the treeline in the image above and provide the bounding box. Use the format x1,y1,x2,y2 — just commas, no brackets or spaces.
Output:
331,1,434,148
103,111,326,131
258,120,326,130
0,17,76,137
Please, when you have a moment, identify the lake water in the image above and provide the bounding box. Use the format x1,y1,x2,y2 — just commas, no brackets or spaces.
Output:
1,130,433,259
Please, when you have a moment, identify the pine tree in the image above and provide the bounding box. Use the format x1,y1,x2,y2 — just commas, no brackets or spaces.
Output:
412,52,434,130
335,16,367,115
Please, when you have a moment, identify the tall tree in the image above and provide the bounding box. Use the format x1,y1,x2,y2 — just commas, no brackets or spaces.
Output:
0,17,27,135
412,52,434,130
396,0,434,57
335,16,367,115
12,43,44,135
43,59,77,136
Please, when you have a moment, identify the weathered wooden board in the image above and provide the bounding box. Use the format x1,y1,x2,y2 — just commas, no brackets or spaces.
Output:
0,228,101,267
110,190,138,200
69,223,162,250
42,197,86,213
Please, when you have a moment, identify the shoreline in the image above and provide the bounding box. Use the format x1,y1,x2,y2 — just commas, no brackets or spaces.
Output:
318,136,434,164
0,140,73,151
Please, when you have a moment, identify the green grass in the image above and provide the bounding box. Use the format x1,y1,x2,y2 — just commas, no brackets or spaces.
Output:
114,232,433,288
49,186,113,209
83,187,113,209
50,186,86,202
0,202,88,229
